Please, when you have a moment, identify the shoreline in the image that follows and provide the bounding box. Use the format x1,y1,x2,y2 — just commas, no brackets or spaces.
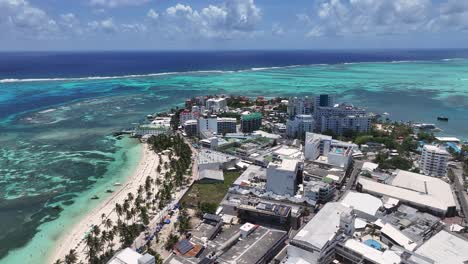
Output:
48,142,159,263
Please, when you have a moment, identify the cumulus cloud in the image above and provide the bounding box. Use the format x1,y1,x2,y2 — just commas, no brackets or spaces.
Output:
147,8,159,21
0,0,58,37
89,0,150,8
302,0,433,37
161,0,261,39
429,0,468,32
88,18,118,33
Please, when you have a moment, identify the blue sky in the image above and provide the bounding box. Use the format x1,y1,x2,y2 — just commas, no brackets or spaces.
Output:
0,0,467,50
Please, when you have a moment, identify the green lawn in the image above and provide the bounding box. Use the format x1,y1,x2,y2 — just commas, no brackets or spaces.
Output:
181,170,241,209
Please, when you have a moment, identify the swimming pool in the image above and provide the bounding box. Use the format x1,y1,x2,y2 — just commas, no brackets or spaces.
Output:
364,239,382,250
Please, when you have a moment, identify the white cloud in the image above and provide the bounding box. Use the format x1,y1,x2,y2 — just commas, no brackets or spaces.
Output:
89,0,150,8
0,0,58,37
147,8,159,21
272,23,284,35
88,18,117,33
161,0,261,39
302,0,433,37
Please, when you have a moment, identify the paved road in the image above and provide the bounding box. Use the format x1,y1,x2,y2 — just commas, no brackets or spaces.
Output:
345,160,363,192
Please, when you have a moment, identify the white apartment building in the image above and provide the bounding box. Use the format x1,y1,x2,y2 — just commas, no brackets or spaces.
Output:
314,103,370,135
287,96,314,116
286,114,315,139
304,132,355,169
206,97,227,112
266,159,300,196
198,115,218,137
420,145,451,177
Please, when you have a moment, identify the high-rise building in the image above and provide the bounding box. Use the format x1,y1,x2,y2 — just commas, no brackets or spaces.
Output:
286,115,315,139
314,94,335,112
217,117,237,134
206,97,227,112
198,115,218,137
183,119,198,137
314,103,371,136
287,96,314,116
241,112,262,133
304,132,355,169
420,145,450,177
266,159,300,196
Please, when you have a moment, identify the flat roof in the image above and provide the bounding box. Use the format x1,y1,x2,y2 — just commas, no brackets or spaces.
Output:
412,230,468,264
358,170,456,214
108,248,142,264
292,202,352,250
362,162,379,172
234,165,267,185
435,136,460,143
344,239,401,264
423,144,450,155
269,159,299,172
341,191,383,216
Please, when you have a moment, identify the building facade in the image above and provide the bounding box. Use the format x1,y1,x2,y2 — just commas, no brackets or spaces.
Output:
183,119,198,137
286,115,315,139
217,117,237,134
287,96,314,117
241,112,262,133
206,98,227,112
266,159,300,196
420,145,450,177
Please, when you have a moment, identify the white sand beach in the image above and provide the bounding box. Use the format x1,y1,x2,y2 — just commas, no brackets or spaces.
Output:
48,143,160,263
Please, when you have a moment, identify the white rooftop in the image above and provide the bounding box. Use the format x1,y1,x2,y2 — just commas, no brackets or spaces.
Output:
362,162,379,172
435,136,461,143
381,223,417,251
198,169,224,181
358,170,456,214
108,248,143,264
412,230,468,264
293,202,352,250
269,159,299,172
273,146,302,157
341,191,383,216
344,239,401,264
423,144,450,155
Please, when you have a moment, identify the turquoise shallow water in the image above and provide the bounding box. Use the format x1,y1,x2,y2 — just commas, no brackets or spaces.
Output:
0,59,468,263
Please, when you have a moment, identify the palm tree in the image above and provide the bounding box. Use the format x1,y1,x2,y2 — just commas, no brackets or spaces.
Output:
127,192,134,202
105,218,113,230
53,259,62,264
64,249,77,264
115,203,123,221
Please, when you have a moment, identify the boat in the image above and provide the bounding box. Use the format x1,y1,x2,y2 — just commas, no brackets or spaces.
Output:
106,189,114,193
437,116,449,121
91,195,99,200
114,182,122,186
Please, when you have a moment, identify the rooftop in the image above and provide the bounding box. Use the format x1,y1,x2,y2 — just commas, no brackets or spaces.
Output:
268,158,299,172
292,202,352,250
341,191,383,216
412,230,468,264
358,170,456,214
423,144,450,155
435,136,461,143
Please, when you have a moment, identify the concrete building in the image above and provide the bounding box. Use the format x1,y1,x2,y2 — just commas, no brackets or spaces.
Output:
304,132,354,169
198,115,218,137
420,145,450,177
286,114,315,139
180,109,195,124
183,119,198,137
314,94,334,112
206,97,227,112
107,248,155,264
303,180,336,203
287,96,314,116
266,159,300,196
241,112,262,133
217,117,237,134
314,103,371,136
357,170,457,216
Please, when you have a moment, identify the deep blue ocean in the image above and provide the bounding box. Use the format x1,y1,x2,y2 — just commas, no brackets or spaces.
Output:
2,49,468,79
